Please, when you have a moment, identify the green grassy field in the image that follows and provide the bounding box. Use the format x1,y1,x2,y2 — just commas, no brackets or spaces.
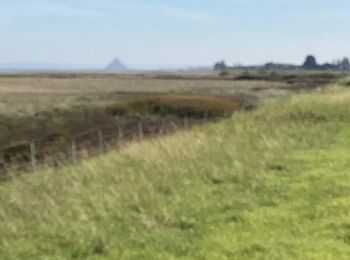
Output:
1,82,350,259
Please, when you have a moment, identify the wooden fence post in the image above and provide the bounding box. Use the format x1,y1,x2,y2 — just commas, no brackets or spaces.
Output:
118,125,123,147
159,120,164,135
203,109,209,123
138,120,143,141
71,137,78,164
30,141,37,172
184,114,189,129
98,129,105,154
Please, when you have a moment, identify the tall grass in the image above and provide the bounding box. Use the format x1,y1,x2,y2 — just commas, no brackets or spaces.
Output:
113,95,243,118
1,85,350,259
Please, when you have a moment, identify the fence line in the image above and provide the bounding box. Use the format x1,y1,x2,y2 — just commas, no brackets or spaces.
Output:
0,110,222,175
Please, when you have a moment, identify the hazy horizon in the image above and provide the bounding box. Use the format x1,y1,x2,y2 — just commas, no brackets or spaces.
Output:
1,0,350,69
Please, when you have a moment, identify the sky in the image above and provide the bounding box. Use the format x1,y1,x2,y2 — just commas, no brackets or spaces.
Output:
0,0,350,69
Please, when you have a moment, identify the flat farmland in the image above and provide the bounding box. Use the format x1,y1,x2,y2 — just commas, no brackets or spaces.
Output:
0,72,339,148
0,73,303,117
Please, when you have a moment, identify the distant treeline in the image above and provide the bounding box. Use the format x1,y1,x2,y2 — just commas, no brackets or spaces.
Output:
214,55,350,72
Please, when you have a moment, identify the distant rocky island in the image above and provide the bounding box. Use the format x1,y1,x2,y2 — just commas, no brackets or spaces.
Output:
105,58,129,72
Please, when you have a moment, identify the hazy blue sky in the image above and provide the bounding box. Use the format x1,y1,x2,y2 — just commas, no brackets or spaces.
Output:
0,0,349,68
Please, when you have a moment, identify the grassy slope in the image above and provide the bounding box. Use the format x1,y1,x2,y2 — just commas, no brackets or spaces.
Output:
1,85,350,259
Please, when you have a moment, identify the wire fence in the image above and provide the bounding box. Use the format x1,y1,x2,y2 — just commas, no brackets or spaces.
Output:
0,112,221,176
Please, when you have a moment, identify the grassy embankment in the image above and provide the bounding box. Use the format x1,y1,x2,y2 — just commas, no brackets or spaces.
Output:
1,83,350,259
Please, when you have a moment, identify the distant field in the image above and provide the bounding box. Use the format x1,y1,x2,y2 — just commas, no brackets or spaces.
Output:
0,71,341,148
0,71,339,115
0,73,289,117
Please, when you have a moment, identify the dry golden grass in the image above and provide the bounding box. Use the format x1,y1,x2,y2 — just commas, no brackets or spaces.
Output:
0,73,289,117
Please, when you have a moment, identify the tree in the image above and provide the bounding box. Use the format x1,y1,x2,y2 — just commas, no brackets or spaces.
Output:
219,70,229,77
303,55,318,69
340,57,350,71
214,60,227,71
214,60,229,77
